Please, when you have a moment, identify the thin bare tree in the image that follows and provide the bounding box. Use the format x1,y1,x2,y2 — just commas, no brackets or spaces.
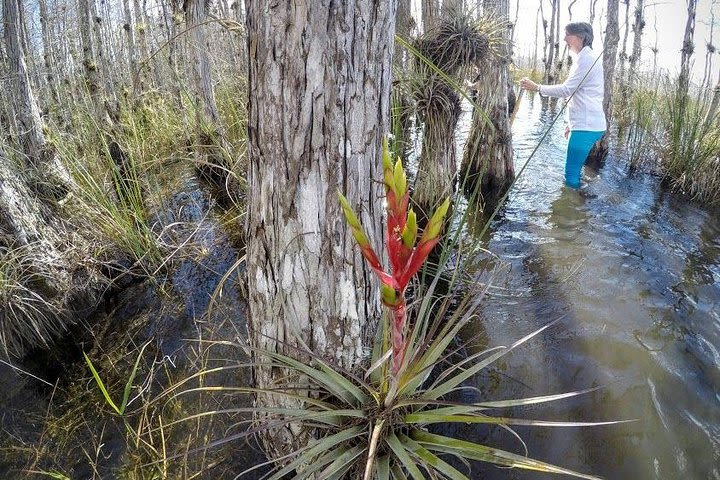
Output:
3,0,73,191
617,0,630,84
556,0,578,75
122,0,140,91
699,3,718,97
678,0,698,96
628,0,645,90
589,0,599,24
586,0,620,166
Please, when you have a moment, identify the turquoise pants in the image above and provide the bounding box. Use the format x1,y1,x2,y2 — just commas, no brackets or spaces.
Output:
565,130,605,189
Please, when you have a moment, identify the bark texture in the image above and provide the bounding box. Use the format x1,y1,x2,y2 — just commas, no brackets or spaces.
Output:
586,0,620,167
246,0,395,457
460,0,514,210
4,0,73,194
122,0,139,91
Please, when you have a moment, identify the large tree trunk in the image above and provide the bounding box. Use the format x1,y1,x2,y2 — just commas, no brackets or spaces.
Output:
678,0,697,97
246,0,394,458
396,0,415,61
586,0,620,167
0,150,108,358
414,89,461,214
460,0,514,210
3,0,73,194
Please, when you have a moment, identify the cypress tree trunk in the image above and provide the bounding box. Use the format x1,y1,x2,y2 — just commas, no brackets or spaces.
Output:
246,0,394,457
544,0,558,83
78,0,104,118
0,1,104,356
122,0,140,92
3,0,73,194
460,0,514,210
586,0,620,167
38,0,59,106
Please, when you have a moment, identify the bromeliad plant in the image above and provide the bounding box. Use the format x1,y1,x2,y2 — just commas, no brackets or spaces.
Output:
339,139,449,378
215,139,627,480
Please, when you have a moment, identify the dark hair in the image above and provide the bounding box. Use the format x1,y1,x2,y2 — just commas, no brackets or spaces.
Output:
565,22,594,48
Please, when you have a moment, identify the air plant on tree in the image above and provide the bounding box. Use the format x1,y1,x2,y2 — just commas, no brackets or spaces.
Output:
339,138,449,379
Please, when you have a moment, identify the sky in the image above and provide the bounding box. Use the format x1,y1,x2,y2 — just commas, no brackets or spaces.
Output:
511,0,720,85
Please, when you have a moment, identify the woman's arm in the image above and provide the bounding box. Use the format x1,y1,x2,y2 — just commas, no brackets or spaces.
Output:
539,53,596,98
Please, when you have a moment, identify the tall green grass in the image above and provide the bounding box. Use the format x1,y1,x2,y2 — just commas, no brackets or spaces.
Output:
621,76,720,205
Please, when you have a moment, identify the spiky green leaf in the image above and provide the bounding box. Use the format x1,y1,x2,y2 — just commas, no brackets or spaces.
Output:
83,352,121,415
412,430,602,479
376,455,390,480
268,427,364,480
399,433,469,480
385,433,425,480
393,159,407,198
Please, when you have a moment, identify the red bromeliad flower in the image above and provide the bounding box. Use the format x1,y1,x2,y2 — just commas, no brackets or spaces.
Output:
339,139,450,376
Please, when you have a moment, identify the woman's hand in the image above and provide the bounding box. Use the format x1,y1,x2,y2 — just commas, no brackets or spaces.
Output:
520,77,540,92
564,126,570,139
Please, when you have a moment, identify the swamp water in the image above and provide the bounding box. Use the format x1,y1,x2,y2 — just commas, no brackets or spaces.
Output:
1,96,718,479
456,94,720,479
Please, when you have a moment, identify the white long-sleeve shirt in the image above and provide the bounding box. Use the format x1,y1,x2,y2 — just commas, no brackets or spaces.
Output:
539,46,607,132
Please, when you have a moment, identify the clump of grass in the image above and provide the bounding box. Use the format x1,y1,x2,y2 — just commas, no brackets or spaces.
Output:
0,243,64,355
660,86,720,204
51,96,192,275
620,75,720,205
625,85,661,169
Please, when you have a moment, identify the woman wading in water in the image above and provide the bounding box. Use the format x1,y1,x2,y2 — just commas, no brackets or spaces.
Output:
520,22,606,190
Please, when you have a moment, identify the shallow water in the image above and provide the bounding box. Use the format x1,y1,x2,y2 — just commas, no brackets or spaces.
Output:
460,94,720,479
